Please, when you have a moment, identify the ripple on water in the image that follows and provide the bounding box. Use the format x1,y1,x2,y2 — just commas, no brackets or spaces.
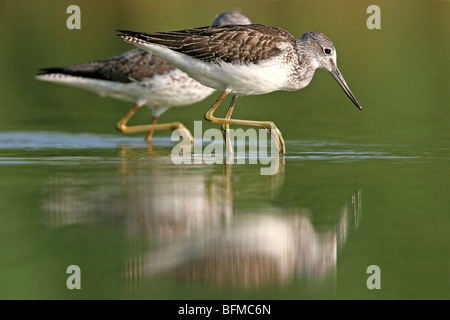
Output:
0,131,447,165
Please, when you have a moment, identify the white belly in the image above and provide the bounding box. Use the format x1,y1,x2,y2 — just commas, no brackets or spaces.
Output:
135,42,296,96
200,59,295,96
36,69,215,108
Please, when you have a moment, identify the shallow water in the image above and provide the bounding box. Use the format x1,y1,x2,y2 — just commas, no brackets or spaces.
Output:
0,0,448,300
0,132,448,299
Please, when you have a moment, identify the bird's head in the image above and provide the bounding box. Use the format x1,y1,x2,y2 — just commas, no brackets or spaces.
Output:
300,31,362,110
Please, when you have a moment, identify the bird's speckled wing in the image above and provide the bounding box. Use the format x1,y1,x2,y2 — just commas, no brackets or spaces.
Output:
118,24,297,64
37,49,175,83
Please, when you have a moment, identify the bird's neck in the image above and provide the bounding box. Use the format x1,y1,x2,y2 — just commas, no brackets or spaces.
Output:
293,39,317,89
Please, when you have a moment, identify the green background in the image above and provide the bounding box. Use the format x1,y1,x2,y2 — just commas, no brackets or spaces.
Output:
0,0,448,145
0,0,448,300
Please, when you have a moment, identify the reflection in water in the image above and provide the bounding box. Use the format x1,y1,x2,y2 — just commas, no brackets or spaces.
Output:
40,148,361,288
129,192,361,288
42,176,123,228
41,161,235,243
122,165,234,243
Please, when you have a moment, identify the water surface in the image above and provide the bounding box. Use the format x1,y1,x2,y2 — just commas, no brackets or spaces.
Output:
0,0,448,300
0,132,447,299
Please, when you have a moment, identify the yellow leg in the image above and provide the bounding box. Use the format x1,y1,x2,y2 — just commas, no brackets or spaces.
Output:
222,96,237,154
204,91,286,155
144,117,159,141
221,96,236,136
116,104,194,144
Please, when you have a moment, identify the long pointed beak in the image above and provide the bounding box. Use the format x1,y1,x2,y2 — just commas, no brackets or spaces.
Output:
330,65,362,111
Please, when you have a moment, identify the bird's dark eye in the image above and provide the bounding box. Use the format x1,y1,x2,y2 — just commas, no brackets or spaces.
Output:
324,48,332,55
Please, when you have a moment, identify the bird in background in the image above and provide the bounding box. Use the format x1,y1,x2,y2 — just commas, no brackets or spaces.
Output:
36,11,252,143
118,21,363,154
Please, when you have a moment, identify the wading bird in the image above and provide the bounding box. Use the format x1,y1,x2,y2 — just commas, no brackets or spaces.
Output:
36,11,252,142
118,24,363,153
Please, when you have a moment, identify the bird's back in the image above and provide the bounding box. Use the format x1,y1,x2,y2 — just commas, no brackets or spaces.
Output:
118,25,303,95
119,24,297,65
38,49,175,83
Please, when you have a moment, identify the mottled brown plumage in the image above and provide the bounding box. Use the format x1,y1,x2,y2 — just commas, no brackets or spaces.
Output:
36,10,253,143
38,49,175,83
119,23,363,154
121,24,297,64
